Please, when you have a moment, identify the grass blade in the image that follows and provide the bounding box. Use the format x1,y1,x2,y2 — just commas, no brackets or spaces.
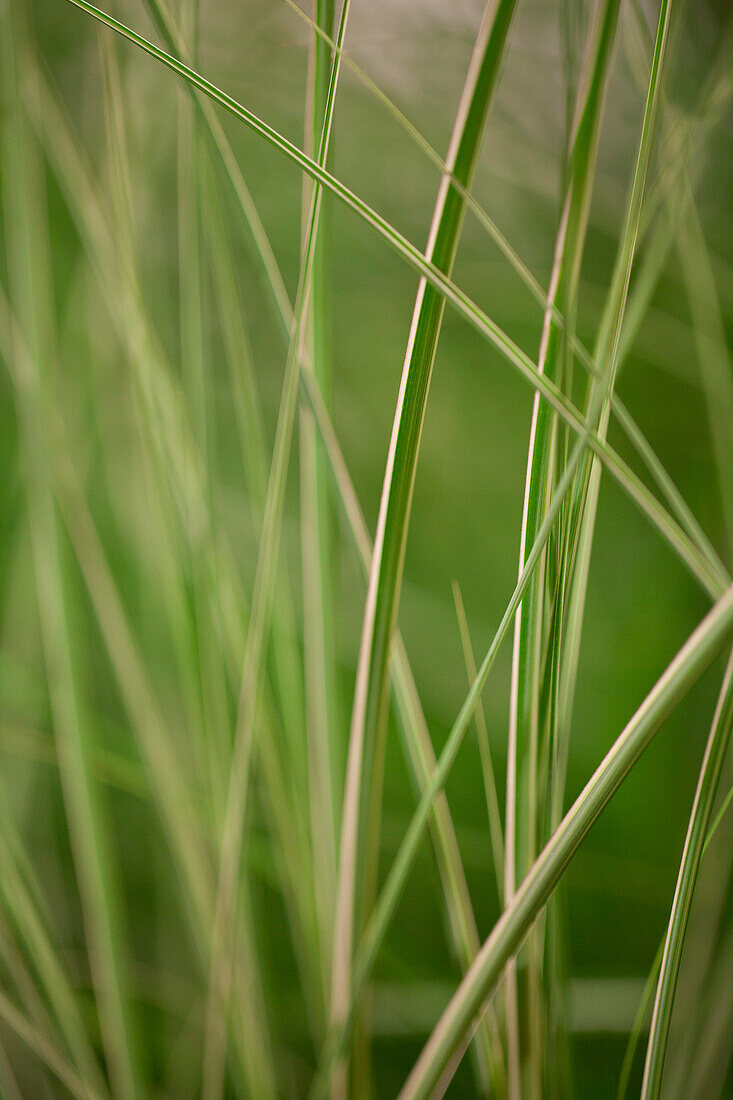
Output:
330,5,518,1091
452,580,504,896
505,3,622,1088
300,0,341,1012
0,989,100,1100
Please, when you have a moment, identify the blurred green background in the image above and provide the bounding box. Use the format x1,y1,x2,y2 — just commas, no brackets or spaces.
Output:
1,0,732,1095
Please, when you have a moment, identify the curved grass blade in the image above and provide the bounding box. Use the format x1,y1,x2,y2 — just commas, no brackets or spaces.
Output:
330,4,518,1092
141,0,292,337
640,647,733,1099
60,0,729,602
280,0,727,590
399,583,733,1099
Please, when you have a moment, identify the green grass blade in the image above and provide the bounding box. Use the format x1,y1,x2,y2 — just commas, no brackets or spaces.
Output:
299,363,504,1096
617,939,663,1100
300,0,340,1012
351,413,595,1037
559,0,676,698
141,0,293,337
201,159,307,819
0,775,107,1095
452,581,504,897
330,5,518,1091
26,58,330,1082
400,583,733,1098
640,647,733,1099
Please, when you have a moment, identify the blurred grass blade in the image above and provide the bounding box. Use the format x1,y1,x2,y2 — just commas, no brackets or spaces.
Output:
201,2,352,1091
617,939,663,1100
640,647,733,1099
400,583,733,1099
676,184,733,553
0,768,107,1094
141,0,292,336
1,7,140,1096
0,990,100,1100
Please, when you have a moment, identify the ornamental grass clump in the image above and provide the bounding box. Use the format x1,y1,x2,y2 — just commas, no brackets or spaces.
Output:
0,0,731,1096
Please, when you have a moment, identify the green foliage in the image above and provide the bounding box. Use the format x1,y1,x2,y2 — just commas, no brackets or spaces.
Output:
0,0,731,1096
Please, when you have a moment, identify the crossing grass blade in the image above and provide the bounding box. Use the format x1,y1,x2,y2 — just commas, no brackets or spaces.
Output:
452,580,504,896
399,582,733,1099
6,3,732,1094
0,989,100,1100
59,0,730,605
283,0,726,587
299,366,505,1097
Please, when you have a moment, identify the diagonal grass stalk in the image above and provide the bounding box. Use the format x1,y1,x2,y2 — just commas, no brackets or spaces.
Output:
0,988,100,1100
555,0,676,753
641,649,733,1098
29,56,473,1084
282,0,727,588
0,763,107,1094
14,8,732,1096
452,580,504,896
314,415,598,1087
400,582,733,1098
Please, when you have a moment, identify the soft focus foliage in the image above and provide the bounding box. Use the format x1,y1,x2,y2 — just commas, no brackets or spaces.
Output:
0,0,731,1096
